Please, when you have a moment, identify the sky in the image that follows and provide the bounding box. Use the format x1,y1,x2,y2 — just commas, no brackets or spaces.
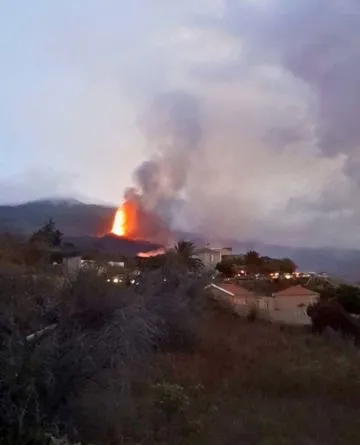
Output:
0,0,360,248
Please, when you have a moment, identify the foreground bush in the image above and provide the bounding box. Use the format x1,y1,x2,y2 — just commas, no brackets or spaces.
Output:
0,266,207,444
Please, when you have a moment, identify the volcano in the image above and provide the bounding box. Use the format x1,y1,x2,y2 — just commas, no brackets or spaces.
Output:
96,233,163,256
110,196,173,246
65,232,164,257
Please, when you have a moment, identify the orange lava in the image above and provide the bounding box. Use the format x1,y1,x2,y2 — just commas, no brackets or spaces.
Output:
137,247,166,258
112,207,126,236
111,200,138,238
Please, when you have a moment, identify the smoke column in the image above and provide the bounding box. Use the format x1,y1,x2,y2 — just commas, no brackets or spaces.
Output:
121,90,202,245
119,0,360,248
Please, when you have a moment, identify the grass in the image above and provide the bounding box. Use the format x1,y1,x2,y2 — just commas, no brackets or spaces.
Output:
72,302,360,445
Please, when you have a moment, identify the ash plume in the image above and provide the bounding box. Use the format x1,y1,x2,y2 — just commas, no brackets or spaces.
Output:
127,0,360,247
5,1,360,248
123,90,202,245
224,0,360,173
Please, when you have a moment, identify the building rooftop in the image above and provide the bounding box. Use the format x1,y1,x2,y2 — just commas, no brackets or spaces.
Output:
208,282,259,298
196,247,214,254
274,285,319,297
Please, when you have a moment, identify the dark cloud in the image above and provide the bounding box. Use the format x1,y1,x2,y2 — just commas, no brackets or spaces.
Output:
222,0,360,161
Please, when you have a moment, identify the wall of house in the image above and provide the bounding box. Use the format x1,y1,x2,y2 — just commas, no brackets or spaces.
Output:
269,294,318,325
64,256,82,276
198,251,222,269
208,287,271,318
207,283,320,325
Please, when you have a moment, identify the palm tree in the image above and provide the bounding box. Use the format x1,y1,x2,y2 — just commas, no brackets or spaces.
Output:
173,240,203,272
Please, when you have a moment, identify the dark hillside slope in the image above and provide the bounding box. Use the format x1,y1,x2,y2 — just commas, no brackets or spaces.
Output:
0,199,115,236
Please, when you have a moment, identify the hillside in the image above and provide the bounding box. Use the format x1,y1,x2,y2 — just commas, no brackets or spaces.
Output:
0,199,116,237
67,233,163,257
1,199,360,281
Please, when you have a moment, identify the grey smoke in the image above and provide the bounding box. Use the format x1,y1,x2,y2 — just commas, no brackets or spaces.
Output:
126,0,360,247
4,1,360,248
221,0,360,172
124,90,202,243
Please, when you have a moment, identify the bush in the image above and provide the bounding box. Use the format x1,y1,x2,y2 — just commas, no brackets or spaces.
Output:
0,265,208,444
246,304,260,322
150,382,200,442
139,267,208,352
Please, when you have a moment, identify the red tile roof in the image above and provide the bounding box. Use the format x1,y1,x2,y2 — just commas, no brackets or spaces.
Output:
274,285,319,298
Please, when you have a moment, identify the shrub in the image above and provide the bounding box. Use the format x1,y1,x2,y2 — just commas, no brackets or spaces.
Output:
150,382,203,443
0,270,156,442
138,267,208,352
0,264,208,443
246,304,260,322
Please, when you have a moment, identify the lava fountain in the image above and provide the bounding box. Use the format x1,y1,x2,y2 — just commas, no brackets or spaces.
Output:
111,199,139,238
111,195,173,247
112,206,126,236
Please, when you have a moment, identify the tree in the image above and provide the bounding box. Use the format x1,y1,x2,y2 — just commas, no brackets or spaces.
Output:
24,219,63,266
320,284,360,315
172,241,203,272
30,218,63,248
335,285,360,315
278,258,297,274
244,250,263,275
216,261,236,278
261,256,277,274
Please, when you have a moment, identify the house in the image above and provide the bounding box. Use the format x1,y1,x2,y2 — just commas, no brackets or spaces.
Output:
64,255,82,276
49,247,81,277
206,282,270,315
221,247,233,256
195,248,222,269
271,285,320,325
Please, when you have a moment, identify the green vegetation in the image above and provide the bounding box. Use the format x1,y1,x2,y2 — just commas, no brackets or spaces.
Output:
2,224,360,444
319,283,360,314
172,240,204,272
215,260,236,277
216,249,297,278
3,267,360,445
0,266,208,444
30,218,63,248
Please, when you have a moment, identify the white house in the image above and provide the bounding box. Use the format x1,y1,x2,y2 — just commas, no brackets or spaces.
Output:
206,282,269,316
195,247,222,269
270,285,320,325
195,246,232,269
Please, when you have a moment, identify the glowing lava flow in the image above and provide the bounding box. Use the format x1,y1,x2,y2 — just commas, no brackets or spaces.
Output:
137,247,166,258
111,206,126,237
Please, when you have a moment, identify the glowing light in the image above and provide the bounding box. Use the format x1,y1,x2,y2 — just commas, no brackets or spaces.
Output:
112,206,126,236
111,200,138,238
137,247,166,258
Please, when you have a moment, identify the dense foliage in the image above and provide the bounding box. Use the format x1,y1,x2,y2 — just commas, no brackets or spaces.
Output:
2,222,360,444
216,250,297,277
0,221,209,444
320,284,360,314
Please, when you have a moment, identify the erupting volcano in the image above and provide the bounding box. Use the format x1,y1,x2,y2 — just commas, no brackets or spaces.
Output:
111,200,138,238
112,207,125,237
110,196,173,246
110,199,168,257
